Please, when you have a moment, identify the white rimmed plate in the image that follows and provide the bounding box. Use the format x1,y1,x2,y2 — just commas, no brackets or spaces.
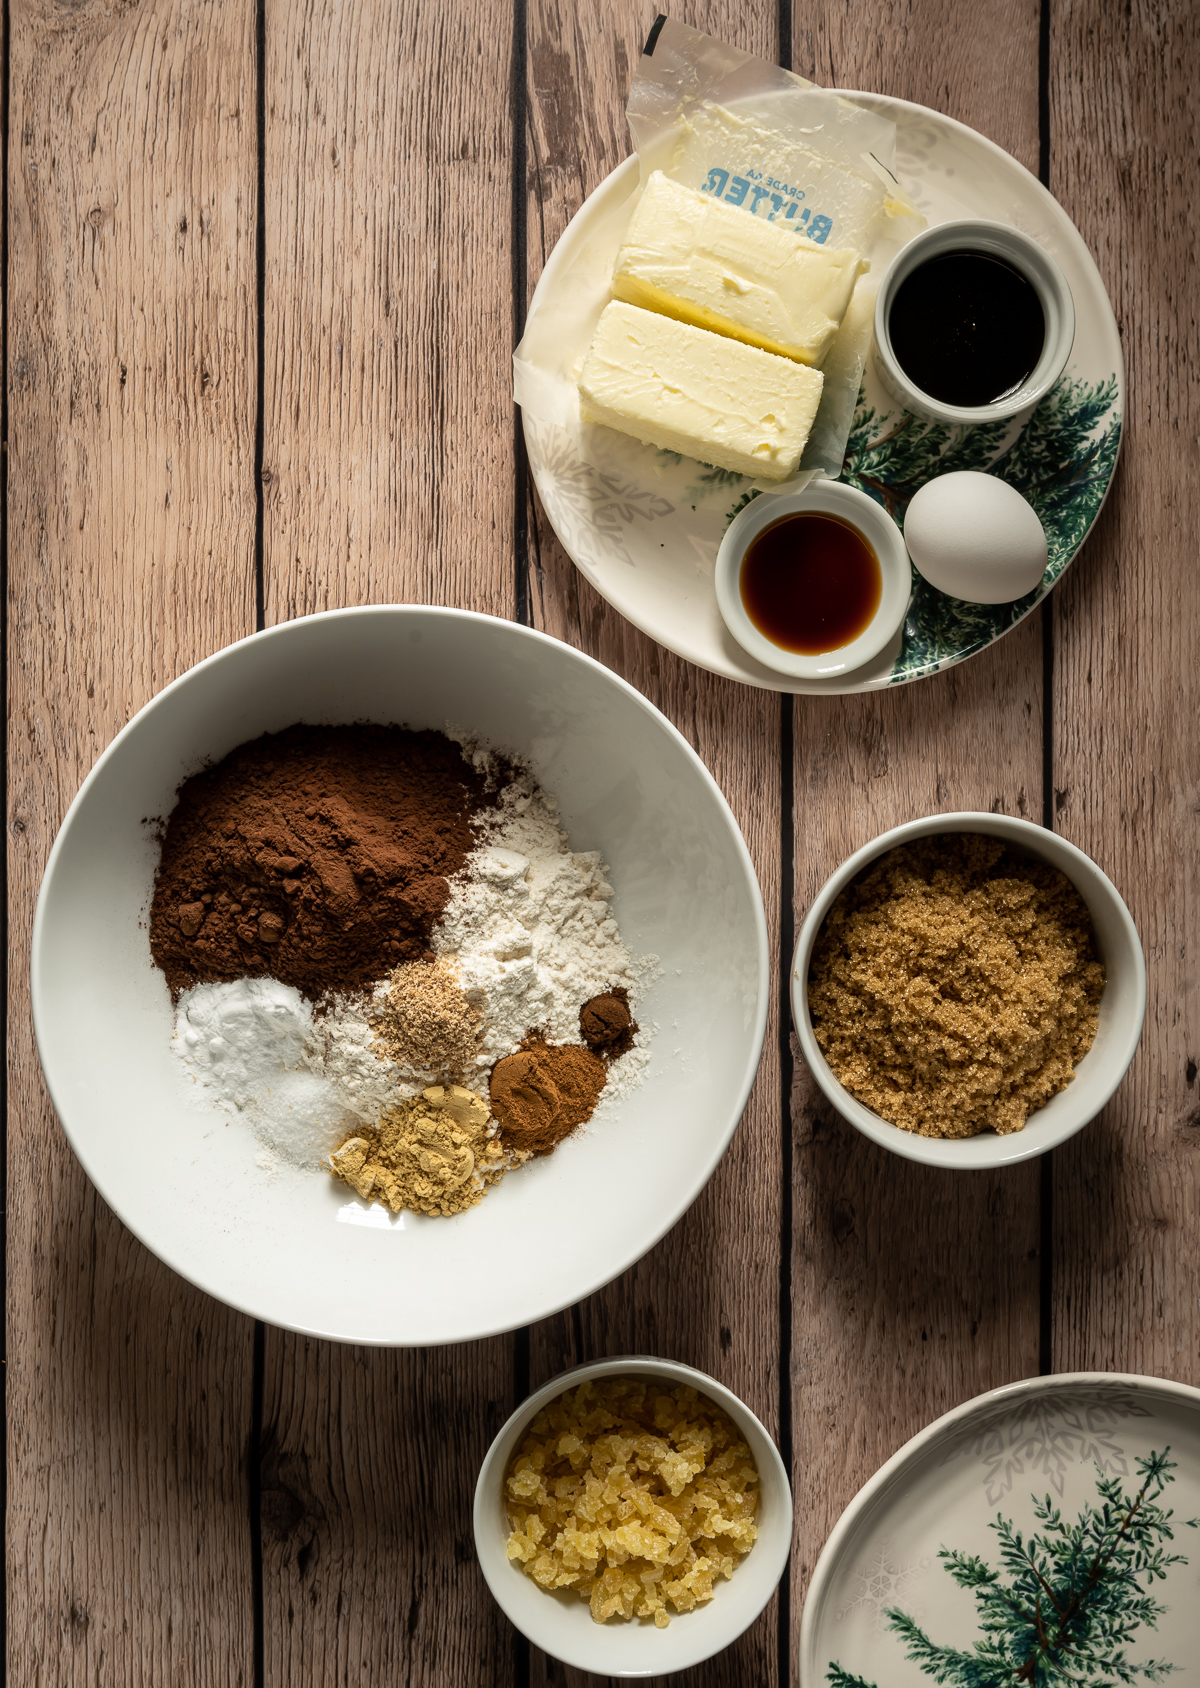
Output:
523,94,1123,694
799,1373,1200,1685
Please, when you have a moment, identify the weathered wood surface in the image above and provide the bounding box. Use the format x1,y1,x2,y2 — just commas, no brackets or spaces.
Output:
260,0,516,622
6,1,258,1684
1049,1,1200,1382
7,2,1197,1686
785,3,1048,1659
257,2,518,1683
523,3,785,1684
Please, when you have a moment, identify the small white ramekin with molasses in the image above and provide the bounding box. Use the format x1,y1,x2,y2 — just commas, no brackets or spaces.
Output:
873,218,1075,425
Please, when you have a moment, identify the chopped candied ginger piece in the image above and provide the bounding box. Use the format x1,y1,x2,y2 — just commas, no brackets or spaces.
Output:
502,1378,760,1626
505,1459,544,1503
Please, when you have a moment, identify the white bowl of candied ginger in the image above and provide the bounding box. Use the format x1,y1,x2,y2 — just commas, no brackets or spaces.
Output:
473,1355,792,1674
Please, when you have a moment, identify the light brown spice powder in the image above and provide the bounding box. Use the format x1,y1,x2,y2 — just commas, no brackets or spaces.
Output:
371,955,482,1080
807,834,1106,1138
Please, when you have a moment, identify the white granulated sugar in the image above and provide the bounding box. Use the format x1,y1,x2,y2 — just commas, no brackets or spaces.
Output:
434,763,657,1063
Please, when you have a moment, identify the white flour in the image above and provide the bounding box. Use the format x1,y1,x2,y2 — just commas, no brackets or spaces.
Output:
435,765,654,1058
172,751,657,1167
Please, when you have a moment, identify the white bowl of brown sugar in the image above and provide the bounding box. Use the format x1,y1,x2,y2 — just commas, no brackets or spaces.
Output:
791,814,1147,1169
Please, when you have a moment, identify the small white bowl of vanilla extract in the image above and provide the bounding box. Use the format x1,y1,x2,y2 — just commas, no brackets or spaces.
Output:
714,480,912,681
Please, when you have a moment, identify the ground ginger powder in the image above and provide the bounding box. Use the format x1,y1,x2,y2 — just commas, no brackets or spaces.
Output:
807,834,1106,1138
328,1084,508,1216
503,1378,760,1628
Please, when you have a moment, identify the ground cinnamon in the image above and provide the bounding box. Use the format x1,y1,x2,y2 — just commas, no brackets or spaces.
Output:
489,1037,607,1155
149,724,494,999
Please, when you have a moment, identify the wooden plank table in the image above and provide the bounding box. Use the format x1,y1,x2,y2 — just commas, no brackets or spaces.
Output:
7,2,1197,1682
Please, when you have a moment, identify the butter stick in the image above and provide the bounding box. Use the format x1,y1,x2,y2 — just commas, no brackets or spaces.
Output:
612,171,868,367
578,300,823,481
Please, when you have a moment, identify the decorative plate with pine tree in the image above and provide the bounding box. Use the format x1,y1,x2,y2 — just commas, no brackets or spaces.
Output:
800,1374,1200,1686
523,95,1123,694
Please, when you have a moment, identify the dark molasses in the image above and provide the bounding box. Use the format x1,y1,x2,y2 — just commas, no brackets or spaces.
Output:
888,250,1045,407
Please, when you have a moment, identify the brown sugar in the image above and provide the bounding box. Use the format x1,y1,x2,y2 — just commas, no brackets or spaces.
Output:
806,833,1106,1138
504,1377,760,1627
149,724,495,999
489,1037,607,1155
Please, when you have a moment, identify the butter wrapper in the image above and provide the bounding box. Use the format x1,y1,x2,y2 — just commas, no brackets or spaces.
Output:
514,19,924,502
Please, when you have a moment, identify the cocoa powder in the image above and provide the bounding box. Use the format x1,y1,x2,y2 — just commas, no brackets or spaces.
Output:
149,724,495,999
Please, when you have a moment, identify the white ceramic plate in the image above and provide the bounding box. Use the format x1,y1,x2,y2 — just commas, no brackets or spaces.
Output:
524,94,1124,694
799,1373,1200,1685
32,608,768,1345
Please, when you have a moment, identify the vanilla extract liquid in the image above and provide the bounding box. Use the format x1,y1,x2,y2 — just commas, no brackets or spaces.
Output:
740,512,882,655
888,251,1046,407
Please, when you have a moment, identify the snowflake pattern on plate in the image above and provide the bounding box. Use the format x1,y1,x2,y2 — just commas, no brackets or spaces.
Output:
835,1538,932,1636
937,1384,1154,1505
525,417,675,571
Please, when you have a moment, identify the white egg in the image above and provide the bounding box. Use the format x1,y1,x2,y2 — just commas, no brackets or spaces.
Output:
903,471,1048,604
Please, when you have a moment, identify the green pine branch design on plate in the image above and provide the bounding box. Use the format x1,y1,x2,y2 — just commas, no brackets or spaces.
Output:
842,373,1121,684
826,1450,1196,1688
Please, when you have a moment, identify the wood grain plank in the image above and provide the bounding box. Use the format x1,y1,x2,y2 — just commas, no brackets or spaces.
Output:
788,634,1046,1614
259,1338,515,1684
788,2,1044,1672
798,0,1040,160
1049,2,1200,1384
523,5,785,1684
260,0,516,621
7,1,258,1683
258,2,519,1683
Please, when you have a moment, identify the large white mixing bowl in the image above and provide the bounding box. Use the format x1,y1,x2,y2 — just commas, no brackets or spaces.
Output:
32,608,768,1345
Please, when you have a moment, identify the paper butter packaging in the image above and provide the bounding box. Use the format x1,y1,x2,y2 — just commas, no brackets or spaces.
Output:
513,18,924,494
